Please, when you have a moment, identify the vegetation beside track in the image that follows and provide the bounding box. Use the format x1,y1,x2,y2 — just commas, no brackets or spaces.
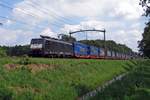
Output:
89,60,150,100
0,57,135,100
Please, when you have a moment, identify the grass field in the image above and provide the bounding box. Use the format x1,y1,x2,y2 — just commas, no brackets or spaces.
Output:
89,60,150,100
0,57,135,100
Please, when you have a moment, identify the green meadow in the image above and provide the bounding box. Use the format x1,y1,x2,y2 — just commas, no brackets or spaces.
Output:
89,60,150,100
0,57,134,100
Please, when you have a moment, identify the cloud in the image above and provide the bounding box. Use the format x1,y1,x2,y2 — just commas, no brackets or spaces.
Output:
0,28,18,45
0,28,33,45
108,29,142,51
40,28,58,38
112,0,143,20
12,0,143,25
5,20,13,25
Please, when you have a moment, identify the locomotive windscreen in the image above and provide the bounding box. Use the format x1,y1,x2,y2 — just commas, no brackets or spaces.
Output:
30,39,44,49
31,39,43,44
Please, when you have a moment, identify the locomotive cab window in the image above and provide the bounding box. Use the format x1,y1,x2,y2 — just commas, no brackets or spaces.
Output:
31,39,43,44
30,39,44,49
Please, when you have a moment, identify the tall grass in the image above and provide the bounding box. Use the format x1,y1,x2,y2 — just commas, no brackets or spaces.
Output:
0,57,133,100
89,60,150,100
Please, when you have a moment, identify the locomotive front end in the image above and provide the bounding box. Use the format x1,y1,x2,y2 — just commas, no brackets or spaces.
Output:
30,38,44,56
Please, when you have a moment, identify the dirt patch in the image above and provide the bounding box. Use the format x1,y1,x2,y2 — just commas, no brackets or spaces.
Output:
4,64,21,70
27,64,53,73
4,63,59,73
9,86,41,94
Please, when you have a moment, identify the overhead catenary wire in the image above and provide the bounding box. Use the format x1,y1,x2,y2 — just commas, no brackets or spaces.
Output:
0,3,40,19
0,15,45,30
0,1,76,25
26,1,73,25
0,5,44,29
28,0,74,24
0,2,63,28
1,0,74,26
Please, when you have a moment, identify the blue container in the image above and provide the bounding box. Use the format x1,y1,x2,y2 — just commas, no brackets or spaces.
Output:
107,50,112,57
89,46,99,57
99,48,105,57
73,42,89,57
112,51,116,57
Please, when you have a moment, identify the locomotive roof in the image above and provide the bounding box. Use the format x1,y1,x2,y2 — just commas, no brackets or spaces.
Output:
44,38,72,45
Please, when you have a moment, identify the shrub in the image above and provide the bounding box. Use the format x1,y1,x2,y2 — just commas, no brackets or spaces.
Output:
0,88,12,100
18,56,31,65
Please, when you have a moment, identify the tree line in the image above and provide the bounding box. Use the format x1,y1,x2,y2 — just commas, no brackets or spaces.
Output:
0,45,30,57
139,0,150,58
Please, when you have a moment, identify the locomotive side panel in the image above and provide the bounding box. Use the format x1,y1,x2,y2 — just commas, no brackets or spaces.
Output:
44,39,73,57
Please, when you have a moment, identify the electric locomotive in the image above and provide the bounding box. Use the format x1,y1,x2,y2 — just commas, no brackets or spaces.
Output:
30,36,73,57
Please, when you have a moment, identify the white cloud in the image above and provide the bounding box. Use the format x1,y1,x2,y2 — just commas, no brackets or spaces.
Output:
108,29,142,51
61,24,81,33
0,28,33,45
40,28,58,38
12,0,143,24
0,28,18,45
112,0,143,20
5,20,13,25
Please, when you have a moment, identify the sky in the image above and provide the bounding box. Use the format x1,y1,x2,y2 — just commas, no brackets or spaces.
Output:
0,0,147,51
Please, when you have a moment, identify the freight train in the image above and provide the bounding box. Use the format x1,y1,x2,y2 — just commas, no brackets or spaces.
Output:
30,36,133,59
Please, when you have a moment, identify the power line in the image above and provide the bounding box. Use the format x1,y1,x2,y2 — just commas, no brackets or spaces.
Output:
0,3,40,19
0,15,46,30
1,0,73,26
28,0,74,24
0,16,28,25
26,1,72,25
0,2,63,28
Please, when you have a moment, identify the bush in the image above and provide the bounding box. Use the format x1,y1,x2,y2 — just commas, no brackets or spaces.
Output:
18,56,31,65
0,88,12,100
0,48,7,57
73,84,90,96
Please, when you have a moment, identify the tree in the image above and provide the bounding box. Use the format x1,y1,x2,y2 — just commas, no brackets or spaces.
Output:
0,47,7,57
139,22,150,58
140,0,150,17
59,34,76,43
139,0,150,58
7,45,30,56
